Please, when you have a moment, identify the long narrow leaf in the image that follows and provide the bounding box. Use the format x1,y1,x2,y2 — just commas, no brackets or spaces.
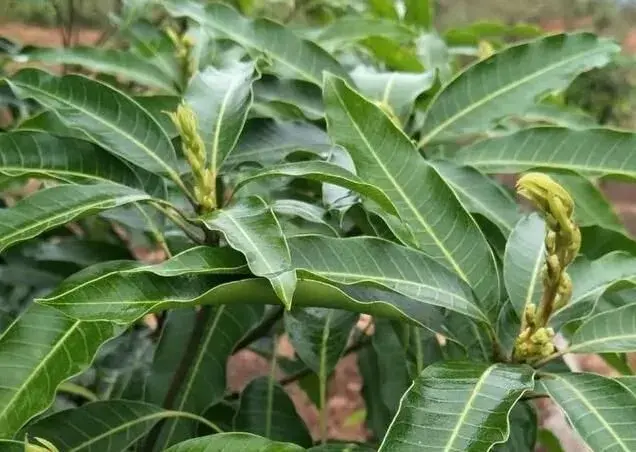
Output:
8,69,181,181
0,183,152,252
419,33,618,146
0,305,117,437
324,74,499,317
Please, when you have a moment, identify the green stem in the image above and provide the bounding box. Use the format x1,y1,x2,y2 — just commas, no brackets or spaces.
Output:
532,347,569,368
150,202,205,245
319,313,332,445
58,381,98,402
413,327,424,375
265,336,278,438
134,203,172,258
163,410,223,433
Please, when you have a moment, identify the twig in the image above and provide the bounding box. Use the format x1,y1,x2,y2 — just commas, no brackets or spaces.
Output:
533,348,569,368
232,306,284,354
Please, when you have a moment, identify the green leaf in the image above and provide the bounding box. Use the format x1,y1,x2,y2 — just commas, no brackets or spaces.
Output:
284,307,357,376
324,74,499,317
358,346,393,439
493,401,537,452
371,320,411,413
548,172,624,230
431,161,520,236
198,197,296,308
288,235,487,323
271,199,337,236
361,37,424,72
0,304,117,438
404,0,434,29
580,225,636,260
165,433,305,452
162,1,347,85
0,183,152,253
254,75,323,120
569,304,636,353
537,429,565,452
8,69,181,182
20,46,178,92
455,127,636,180
350,67,435,123
368,0,399,20
185,62,255,174
0,131,165,194
551,252,636,326
0,440,23,451
225,119,331,168
540,372,636,452
308,444,374,452
503,214,545,322
235,377,312,447
39,266,442,332
17,110,91,140
379,362,535,452
134,95,180,137
146,304,264,449
235,161,399,217
316,18,412,48
418,33,619,146
22,400,180,451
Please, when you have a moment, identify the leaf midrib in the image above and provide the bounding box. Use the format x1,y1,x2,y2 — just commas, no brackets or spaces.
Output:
327,78,469,281
443,365,494,452
463,160,636,178
12,79,179,179
420,42,611,146
0,321,81,424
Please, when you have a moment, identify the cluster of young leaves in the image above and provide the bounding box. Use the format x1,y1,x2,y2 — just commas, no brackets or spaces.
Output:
2,0,636,451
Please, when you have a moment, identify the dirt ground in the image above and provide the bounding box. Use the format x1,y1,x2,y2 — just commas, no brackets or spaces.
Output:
3,21,636,449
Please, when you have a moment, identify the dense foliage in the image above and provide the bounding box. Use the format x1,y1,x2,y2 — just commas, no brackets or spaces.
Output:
1,0,636,450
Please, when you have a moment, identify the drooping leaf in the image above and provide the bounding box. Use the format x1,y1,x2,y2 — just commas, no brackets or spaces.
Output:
540,372,636,452
548,172,624,231
234,377,312,447
284,307,357,375
39,267,442,332
270,199,337,236
503,214,545,322
579,225,636,260
20,400,183,451
162,1,347,85
185,62,255,173
418,33,619,146
0,131,165,194
455,127,636,180
17,110,90,140
431,161,520,236
224,119,332,168
371,320,411,413
0,183,152,253
20,46,179,92
146,304,264,450
8,69,182,182
288,235,487,323
324,75,499,318
568,304,636,353
164,433,305,452
358,346,393,439
235,161,399,217
350,67,435,123
379,362,535,452
0,304,117,438
198,196,296,307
